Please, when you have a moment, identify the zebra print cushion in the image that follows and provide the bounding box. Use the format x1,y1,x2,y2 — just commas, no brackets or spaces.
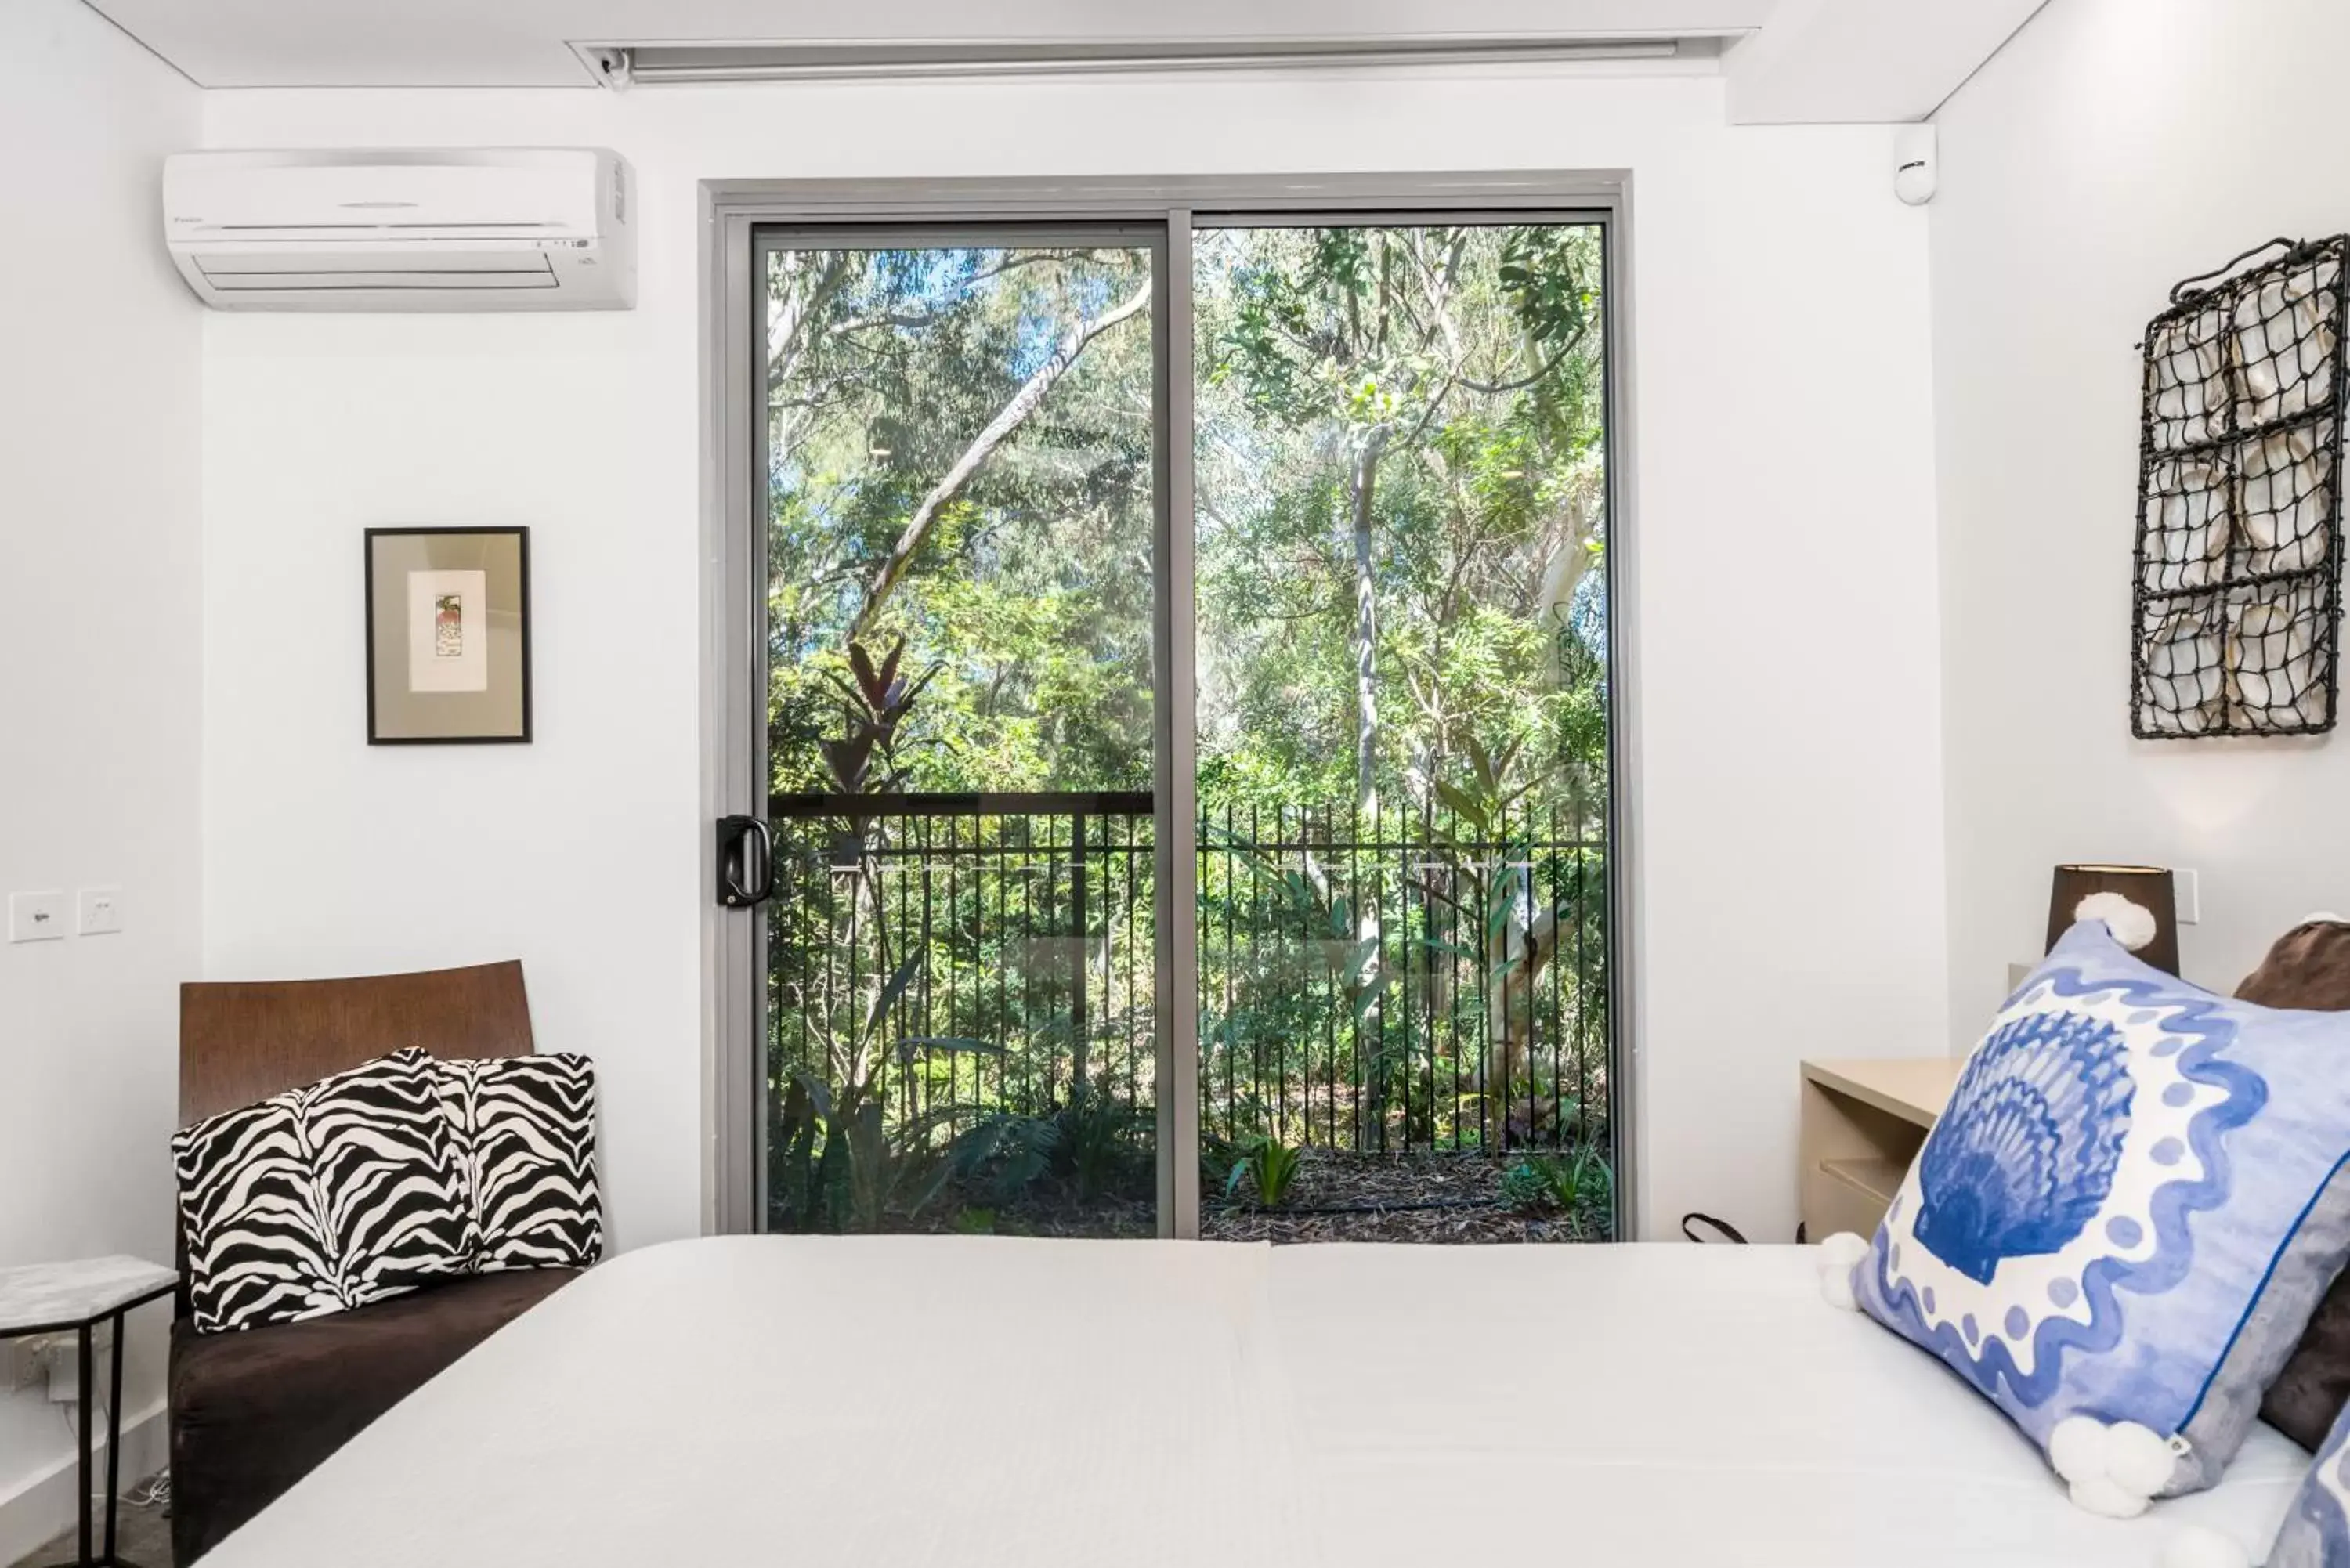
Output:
435,1054,602,1271
173,1050,475,1334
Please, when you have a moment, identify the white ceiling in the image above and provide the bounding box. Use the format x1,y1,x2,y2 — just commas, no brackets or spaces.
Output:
1725,0,2048,123
88,0,1771,89
87,0,2047,121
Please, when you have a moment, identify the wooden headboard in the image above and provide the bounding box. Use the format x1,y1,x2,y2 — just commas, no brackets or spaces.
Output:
178,960,535,1125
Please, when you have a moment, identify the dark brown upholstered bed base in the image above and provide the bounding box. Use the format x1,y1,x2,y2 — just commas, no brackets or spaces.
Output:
169,1268,579,1562
2238,920,2350,1452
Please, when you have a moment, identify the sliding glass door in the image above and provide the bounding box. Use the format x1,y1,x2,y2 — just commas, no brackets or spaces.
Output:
717,196,1616,1243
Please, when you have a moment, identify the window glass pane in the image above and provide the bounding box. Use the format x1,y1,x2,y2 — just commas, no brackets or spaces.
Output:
761,239,1159,1237
1191,224,1614,1241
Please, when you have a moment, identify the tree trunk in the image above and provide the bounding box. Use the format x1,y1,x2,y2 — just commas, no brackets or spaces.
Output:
765,253,848,460
1350,428,1389,816
1347,428,1391,1145
848,283,1150,642
1487,898,1559,1136
1535,486,1605,681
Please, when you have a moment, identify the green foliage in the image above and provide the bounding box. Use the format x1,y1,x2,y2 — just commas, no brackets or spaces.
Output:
1496,1158,1552,1216
769,1071,956,1234
1191,224,1610,823
766,948,1006,1234
945,1109,1061,1207
1054,1082,1153,1203
1225,1133,1305,1209
766,245,1156,797
765,227,1610,818
1498,1145,1614,1223
763,225,1614,1192
945,1077,1152,1210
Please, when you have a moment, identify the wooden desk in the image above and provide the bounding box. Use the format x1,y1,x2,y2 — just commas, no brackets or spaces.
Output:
1799,1057,1967,1240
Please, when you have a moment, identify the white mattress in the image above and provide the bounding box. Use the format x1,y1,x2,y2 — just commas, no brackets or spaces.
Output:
201,1237,2304,1567
1269,1242,2302,1567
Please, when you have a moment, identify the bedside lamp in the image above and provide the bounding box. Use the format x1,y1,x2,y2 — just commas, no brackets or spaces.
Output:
2048,864,2179,974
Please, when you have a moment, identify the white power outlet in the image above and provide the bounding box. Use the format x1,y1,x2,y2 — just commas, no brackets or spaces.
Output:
44,1342,78,1404
1,1335,78,1400
78,886,123,936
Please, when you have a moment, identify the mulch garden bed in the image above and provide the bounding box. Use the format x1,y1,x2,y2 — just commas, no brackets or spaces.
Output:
891,1148,1611,1243
1202,1147,1609,1244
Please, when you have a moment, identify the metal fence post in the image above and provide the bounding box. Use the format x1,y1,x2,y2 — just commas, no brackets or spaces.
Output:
1070,809,1089,1093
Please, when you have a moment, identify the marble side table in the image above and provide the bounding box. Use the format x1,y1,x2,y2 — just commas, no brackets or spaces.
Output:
0,1257,178,1568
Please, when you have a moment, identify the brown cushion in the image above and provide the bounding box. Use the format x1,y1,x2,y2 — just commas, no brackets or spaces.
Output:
170,1267,577,1563
2236,919,2350,1013
2243,919,2350,1451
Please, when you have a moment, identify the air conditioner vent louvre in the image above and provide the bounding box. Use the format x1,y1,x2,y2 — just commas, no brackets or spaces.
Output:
211,222,565,233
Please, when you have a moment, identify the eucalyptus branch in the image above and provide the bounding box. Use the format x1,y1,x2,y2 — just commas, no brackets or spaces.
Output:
848,282,1151,641
1458,320,1591,396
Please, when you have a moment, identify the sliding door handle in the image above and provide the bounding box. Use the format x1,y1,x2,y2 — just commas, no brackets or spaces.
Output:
715,815,775,909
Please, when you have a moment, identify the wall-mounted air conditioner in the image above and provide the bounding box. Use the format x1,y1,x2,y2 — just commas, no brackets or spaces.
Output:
163,148,635,313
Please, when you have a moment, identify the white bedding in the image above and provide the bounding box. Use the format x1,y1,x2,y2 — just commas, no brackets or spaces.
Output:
201,1237,2304,1567
1270,1243,2302,1567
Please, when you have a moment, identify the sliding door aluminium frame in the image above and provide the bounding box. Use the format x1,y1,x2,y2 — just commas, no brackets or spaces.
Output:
700,172,1640,1242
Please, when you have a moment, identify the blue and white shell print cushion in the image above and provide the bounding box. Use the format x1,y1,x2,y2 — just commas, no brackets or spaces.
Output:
1835,919,2350,1519
2269,1396,2350,1568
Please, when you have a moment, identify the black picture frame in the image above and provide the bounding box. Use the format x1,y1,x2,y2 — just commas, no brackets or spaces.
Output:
363,526,534,745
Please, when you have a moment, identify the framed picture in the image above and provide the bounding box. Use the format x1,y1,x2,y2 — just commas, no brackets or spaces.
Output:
364,527,533,744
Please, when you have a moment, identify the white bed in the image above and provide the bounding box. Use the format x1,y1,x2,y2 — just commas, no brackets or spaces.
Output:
199,1237,2305,1567
1271,1243,2301,1566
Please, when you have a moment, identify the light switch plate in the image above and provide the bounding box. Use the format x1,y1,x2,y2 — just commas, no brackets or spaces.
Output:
2175,869,2200,925
8,891,67,943
78,886,123,936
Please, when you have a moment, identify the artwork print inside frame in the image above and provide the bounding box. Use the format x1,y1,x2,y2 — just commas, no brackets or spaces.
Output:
365,527,532,743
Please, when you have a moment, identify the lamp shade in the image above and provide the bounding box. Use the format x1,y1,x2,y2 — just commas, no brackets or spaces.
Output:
2048,864,2178,974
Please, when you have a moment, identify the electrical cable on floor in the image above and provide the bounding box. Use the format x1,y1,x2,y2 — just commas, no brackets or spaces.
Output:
62,1386,113,1504
52,1326,161,1510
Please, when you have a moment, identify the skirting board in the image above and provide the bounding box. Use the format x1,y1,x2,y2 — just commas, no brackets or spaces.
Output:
0,1396,167,1566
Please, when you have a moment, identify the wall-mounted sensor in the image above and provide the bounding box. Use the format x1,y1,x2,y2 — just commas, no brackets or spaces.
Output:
1894,124,1938,207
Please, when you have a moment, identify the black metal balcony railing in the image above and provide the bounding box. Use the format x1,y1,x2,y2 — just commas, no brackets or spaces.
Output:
764,790,1609,1171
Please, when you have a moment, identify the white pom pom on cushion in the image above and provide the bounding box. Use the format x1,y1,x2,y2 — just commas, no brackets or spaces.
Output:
2048,1415,2175,1518
2068,1476,2149,1520
2048,1414,2106,1482
2075,891,2159,953
1817,1230,1869,1311
2156,1525,2250,1568
1820,1269,1857,1311
2106,1422,2178,1497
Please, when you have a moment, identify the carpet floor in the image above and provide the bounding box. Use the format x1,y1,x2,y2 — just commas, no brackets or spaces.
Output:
8,1487,170,1568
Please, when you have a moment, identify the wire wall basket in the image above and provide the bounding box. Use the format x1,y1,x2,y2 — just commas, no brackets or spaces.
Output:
2134,235,2348,739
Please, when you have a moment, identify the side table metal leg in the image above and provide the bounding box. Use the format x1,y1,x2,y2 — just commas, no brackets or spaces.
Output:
77,1324,93,1568
103,1311,124,1565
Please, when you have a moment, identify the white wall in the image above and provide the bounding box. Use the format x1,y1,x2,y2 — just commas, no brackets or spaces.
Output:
0,0,201,1552
198,69,1947,1248
1932,0,2350,1042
